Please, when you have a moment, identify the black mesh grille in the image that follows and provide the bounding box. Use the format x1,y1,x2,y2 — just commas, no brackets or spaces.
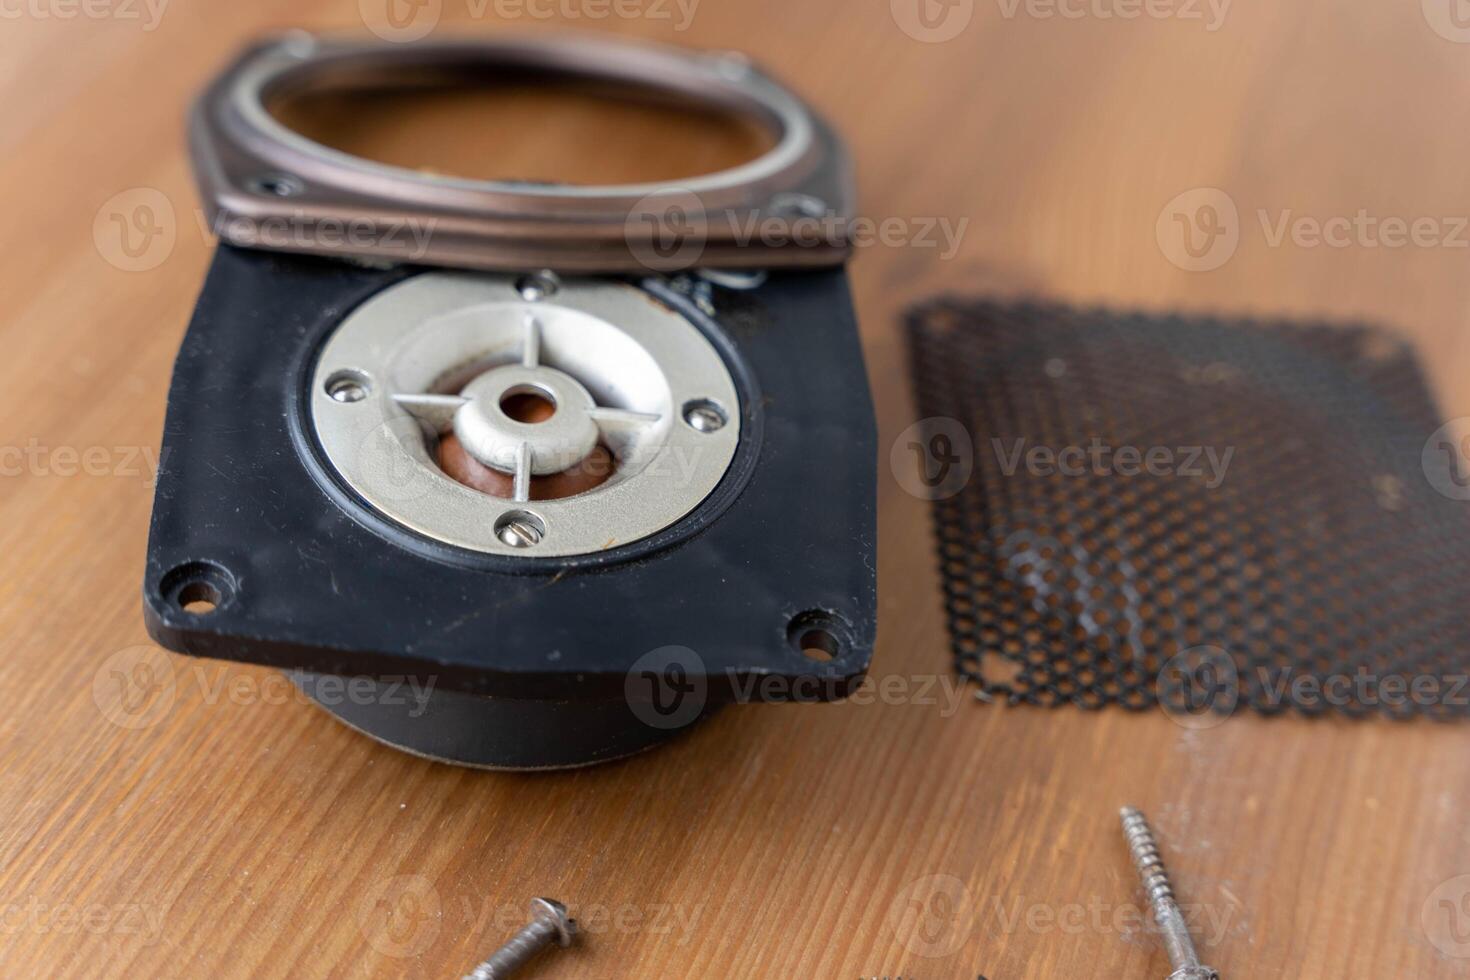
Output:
904,298,1470,720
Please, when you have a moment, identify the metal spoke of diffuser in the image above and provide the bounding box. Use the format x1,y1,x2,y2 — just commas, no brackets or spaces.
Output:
390,315,660,503
311,271,740,558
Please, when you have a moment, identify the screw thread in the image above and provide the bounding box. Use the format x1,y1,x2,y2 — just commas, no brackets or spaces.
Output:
1119,806,1216,976
1120,806,1175,906
464,919,558,980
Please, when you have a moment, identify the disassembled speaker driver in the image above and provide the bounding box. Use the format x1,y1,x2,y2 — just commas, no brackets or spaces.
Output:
143,33,877,769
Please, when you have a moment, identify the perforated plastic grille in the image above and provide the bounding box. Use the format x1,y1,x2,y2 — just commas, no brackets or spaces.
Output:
905,299,1470,720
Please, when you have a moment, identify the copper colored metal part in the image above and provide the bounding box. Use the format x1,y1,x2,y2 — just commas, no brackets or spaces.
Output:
190,33,855,272
437,434,614,501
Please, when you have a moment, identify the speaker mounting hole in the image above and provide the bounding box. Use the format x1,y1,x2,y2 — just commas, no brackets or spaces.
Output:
786,610,849,663
159,561,237,617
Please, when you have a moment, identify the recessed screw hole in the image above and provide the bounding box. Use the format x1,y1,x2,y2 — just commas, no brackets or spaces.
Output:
786,610,849,663
178,582,221,616
797,629,841,662
250,173,304,197
495,510,546,548
160,561,236,617
697,268,768,291
516,271,561,301
770,192,827,219
682,398,727,433
326,369,371,403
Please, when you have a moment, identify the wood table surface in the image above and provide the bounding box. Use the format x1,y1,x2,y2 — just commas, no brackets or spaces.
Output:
4,0,1470,977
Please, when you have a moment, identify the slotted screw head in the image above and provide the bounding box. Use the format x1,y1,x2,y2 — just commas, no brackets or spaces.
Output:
529,898,576,947
495,513,544,548
463,898,577,980
682,399,727,433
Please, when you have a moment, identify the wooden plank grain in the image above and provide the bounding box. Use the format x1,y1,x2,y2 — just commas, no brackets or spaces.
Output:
1,0,1469,977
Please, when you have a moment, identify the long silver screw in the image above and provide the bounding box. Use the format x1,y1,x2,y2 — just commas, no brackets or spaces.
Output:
1119,807,1219,980
463,898,577,980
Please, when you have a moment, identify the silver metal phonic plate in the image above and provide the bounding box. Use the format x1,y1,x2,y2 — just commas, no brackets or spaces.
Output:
311,272,740,558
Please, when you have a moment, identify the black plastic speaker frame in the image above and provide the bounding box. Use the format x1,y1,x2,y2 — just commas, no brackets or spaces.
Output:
142,245,878,768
